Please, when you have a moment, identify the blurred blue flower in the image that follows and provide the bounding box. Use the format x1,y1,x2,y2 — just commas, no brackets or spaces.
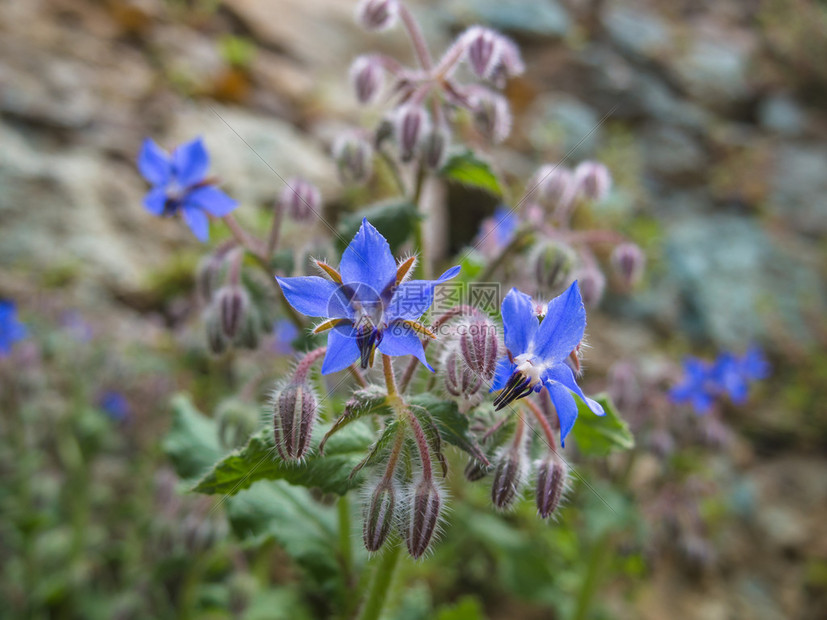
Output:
477,206,517,253
491,283,604,445
272,319,300,355
277,219,460,374
0,300,27,357
669,357,717,414
671,348,769,412
137,137,238,242
99,391,131,422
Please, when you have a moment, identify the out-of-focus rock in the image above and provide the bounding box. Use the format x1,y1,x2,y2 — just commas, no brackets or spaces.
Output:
770,144,827,237
443,0,570,38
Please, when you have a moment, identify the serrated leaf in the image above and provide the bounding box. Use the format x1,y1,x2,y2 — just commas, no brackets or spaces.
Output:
320,385,389,454
162,393,224,480
193,421,375,496
337,200,420,253
409,394,489,466
570,393,635,457
440,150,503,197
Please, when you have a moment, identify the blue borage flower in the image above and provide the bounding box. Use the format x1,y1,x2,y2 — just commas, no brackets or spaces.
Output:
669,357,717,414
99,391,131,422
0,300,27,357
277,219,460,375
137,137,238,242
491,283,604,445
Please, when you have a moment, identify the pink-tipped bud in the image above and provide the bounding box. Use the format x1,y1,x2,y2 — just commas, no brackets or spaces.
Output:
458,317,498,381
394,104,430,163
355,0,398,31
530,241,576,293
610,242,645,287
405,478,442,559
443,347,483,413
464,458,490,482
421,125,449,170
573,160,612,202
574,267,606,308
363,480,396,552
529,164,574,208
463,27,502,79
470,90,512,144
332,132,373,185
491,448,526,509
349,55,385,105
280,177,321,222
534,457,567,519
272,382,317,460
216,285,249,341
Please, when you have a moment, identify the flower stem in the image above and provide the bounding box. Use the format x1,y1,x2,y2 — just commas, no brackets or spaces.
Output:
573,531,611,620
349,364,369,388
266,200,285,259
523,398,558,452
337,494,354,589
399,4,432,70
356,539,403,620
382,354,398,398
411,164,430,280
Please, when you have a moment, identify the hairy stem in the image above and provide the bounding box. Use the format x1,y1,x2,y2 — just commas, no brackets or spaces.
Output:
406,409,433,481
399,4,432,70
523,398,558,452
356,539,403,620
337,495,354,590
382,354,399,398
266,199,285,259
349,364,369,388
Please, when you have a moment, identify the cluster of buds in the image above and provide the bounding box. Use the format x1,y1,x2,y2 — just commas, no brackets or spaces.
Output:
441,316,499,412
278,177,321,222
270,348,324,461
336,0,525,184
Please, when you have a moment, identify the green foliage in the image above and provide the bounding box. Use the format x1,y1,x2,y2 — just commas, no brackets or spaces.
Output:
337,200,420,253
409,394,489,465
163,393,224,480
570,393,635,457
440,150,503,197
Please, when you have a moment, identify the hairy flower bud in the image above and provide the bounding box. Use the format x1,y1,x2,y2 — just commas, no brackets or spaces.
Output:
530,241,576,293
395,104,430,163
215,285,249,341
205,307,228,355
529,164,574,208
405,478,442,559
574,267,606,307
195,255,222,304
470,90,512,144
458,318,498,381
217,398,260,450
463,27,502,79
272,382,317,460
356,0,399,31
443,347,483,413
349,55,385,105
280,177,321,222
464,458,490,482
610,242,645,287
573,160,612,202
534,457,567,519
363,480,396,552
333,132,373,185
491,447,526,509
421,125,449,170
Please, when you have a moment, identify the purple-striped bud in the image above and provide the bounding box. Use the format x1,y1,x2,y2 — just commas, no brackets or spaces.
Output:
333,132,373,185
355,0,398,31
464,458,490,482
458,317,498,381
280,177,321,222
394,104,430,163
491,447,526,509
463,27,502,79
610,242,645,287
205,309,228,355
421,125,449,170
492,35,525,80
405,478,442,559
573,160,612,202
216,285,249,340
272,381,317,460
529,164,574,208
530,241,575,293
349,55,385,105
470,90,512,144
443,347,483,413
196,255,222,304
534,457,567,519
574,267,606,308
363,480,396,552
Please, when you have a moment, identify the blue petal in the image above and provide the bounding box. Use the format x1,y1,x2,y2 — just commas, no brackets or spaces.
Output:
185,186,237,216
143,187,168,216
137,138,172,186
339,218,397,293
182,206,209,242
172,137,210,188
500,288,538,356
545,379,578,447
276,277,353,319
533,281,585,364
544,364,604,417
386,265,461,321
322,327,360,375
490,357,516,392
377,321,434,371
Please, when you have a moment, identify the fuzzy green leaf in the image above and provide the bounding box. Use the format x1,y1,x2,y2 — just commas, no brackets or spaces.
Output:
337,200,420,253
409,394,489,466
440,150,503,197
570,393,635,456
163,393,224,481
319,385,389,454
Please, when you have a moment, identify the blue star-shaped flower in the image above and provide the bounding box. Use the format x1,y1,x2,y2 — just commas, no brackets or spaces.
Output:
137,137,238,242
668,357,717,414
277,219,460,375
490,283,605,445
711,347,770,405
0,300,27,357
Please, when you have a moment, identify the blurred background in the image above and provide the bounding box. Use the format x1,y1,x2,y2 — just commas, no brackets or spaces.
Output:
1,0,826,618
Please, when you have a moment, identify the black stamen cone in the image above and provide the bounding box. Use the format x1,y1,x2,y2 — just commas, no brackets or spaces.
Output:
493,372,533,411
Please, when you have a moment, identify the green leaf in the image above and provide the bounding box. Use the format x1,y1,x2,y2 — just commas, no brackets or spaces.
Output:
337,200,420,253
570,393,635,457
440,150,503,197
162,393,223,481
319,385,389,453
409,394,489,466
193,421,374,497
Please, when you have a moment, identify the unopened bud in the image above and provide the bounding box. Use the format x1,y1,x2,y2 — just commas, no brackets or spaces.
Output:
529,164,574,208
573,160,612,202
470,90,512,144
491,448,526,509
217,398,260,450
574,268,606,307
272,382,317,460
333,132,373,185
534,457,567,519
443,347,483,413
395,105,430,163
215,285,249,340
363,480,396,552
464,458,490,482
349,55,385,105
355,0,399,31
458,318,498,381
463,27,502,79
237,309,262,349
610,242,645,287
421,125,449,170
491,35,524,82
205,308,228,355
530,241,575,293
405,478,442,559
280,177,321,222
195,255,222,304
